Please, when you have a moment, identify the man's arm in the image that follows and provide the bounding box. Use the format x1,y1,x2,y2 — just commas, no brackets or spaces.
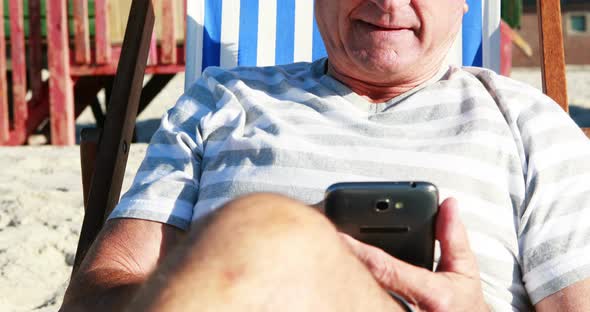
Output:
536,279,590,312
60,218,186,311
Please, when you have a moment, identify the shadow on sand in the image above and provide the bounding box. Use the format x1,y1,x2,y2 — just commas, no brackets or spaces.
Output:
570,105,590,129
75,118,162,144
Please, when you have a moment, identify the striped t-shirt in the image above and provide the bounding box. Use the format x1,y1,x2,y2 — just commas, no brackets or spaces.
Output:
109,59,590,310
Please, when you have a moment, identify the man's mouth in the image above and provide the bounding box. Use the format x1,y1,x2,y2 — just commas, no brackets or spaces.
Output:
357,20,413,33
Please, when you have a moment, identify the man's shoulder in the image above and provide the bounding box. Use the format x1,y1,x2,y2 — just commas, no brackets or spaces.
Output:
455,66,549,102
449,66,561,115
178,60,324,111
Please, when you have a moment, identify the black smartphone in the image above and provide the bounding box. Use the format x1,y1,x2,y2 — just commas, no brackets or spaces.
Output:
325,181,438,271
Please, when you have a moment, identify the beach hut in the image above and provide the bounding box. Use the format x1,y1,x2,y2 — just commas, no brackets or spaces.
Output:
0,0,185,146
514,0,590,66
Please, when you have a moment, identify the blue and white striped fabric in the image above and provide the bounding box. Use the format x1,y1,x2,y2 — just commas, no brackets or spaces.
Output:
185,0,501,90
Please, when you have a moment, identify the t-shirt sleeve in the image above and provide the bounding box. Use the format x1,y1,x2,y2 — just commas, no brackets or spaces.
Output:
516,93,590,304
107,82,215,231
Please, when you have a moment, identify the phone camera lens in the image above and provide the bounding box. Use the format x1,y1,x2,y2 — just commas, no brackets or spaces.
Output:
375,199,390,212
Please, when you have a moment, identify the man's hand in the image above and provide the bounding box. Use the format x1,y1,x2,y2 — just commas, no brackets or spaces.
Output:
340,197,488,312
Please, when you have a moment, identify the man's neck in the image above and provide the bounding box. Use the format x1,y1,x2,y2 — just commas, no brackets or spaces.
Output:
326,62,443,104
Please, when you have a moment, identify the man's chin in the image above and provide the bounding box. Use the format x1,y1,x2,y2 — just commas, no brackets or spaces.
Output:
329,53,421,86
351,57,415,81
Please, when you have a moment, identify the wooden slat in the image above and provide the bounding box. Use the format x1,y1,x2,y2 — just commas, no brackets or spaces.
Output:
148,31,158,65
106,0,130,44
161,0,177,64
47,0,75,145
583,128,590,139
24,82,50,136
1,80,50,145
2,81,50,146
95,0,112,64
80,128,101,210
69,42,185,75
0,0,8,143
8,0,28,144
71,63,185,76
73,0,92,64
28,0,44,103
537,0,568,112
73,0,155,273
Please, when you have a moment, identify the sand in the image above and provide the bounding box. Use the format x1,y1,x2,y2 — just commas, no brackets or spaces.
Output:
0,68,589,311
0,145,148,311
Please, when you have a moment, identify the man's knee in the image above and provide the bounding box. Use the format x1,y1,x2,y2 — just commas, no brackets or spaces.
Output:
217,193,328,228
190,192,343,260
135,194,396,312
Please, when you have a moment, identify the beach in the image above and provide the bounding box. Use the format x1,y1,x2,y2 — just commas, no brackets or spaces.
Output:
0,67,589,311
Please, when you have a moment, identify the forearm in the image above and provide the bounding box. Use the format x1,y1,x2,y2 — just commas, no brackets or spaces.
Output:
59,219,187,311
60,268,145,312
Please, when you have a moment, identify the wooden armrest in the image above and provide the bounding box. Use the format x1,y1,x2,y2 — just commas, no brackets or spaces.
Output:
537,0,568,112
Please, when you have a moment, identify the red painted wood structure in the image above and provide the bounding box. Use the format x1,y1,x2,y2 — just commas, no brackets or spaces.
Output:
0,0,185,145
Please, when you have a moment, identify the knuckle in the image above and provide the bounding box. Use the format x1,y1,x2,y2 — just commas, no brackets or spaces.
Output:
432,288,453,312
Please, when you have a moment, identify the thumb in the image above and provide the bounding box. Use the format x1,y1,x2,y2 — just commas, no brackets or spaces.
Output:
435,197,479,277
340,233,440,303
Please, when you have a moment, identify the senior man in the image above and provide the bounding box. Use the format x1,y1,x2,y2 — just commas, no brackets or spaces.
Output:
61,0,590,311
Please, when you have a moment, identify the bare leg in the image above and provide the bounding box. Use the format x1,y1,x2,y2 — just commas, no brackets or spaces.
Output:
127,193,403,311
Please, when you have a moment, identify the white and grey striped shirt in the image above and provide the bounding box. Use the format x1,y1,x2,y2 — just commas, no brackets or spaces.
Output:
109,59,590,310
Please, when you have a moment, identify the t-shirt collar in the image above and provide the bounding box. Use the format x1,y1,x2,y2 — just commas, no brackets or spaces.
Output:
312,57,450,113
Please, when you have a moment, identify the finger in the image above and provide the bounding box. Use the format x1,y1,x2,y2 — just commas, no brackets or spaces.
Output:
339,233,442,304
435,197,479,277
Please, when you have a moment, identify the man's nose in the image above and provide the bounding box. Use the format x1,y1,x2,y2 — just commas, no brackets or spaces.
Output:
370,0,411,12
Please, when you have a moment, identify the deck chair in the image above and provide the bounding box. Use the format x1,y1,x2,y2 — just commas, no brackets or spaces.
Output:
72,0,581,275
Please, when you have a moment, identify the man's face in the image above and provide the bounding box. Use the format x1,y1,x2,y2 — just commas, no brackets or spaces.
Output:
315,0,465,85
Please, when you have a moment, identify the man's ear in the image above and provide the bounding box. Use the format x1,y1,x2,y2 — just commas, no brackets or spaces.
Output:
463,2,469,14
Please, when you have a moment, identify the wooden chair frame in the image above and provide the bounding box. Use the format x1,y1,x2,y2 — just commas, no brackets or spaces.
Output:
73,0,154,273
71,0,587,275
